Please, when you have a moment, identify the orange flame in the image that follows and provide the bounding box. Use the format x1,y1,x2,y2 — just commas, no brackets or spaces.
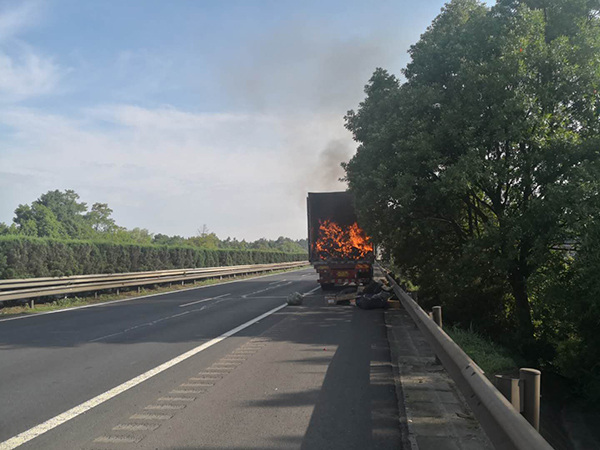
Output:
314,220,373,260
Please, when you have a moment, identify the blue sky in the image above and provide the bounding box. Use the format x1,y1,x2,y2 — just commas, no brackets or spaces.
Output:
1,0,462,240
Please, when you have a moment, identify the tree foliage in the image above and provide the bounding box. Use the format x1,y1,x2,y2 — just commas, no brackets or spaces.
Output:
344,0,600,392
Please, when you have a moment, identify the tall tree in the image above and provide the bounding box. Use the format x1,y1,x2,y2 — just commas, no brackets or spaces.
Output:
85,203,117,233
32,189,91,239
344,0,600,345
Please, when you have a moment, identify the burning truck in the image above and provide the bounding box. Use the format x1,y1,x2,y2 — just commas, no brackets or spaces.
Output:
307,191,374,290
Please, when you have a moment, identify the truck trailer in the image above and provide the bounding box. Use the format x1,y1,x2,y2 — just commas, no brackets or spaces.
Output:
307,191,374,290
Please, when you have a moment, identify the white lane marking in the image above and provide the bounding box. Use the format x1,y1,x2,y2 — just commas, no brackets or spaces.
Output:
0,303,287,450
130,413,172,420
241,281,292,298
94,435,142,444
113,423,160,431
0,267,310,323
269,279,286,285
179,293,230,308
144,404,185,410
88,311,191,343
87,293,235,342
170,389,206,394
302,286,321,296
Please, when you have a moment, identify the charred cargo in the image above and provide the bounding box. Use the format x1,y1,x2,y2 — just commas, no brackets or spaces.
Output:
307,192,374,290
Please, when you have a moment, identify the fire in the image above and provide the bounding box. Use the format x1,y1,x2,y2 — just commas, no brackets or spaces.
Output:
314,220,373,260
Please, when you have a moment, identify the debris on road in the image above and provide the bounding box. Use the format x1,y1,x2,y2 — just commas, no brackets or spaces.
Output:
335,287,357,305
320,278,399,309
286,292,303,306
362,280,383,295
356,291,392,310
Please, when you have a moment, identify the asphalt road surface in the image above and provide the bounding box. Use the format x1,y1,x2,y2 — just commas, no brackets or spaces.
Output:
0,268,404,449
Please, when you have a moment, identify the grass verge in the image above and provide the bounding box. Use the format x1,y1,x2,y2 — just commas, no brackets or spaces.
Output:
0,265,310,317
445,324,524,376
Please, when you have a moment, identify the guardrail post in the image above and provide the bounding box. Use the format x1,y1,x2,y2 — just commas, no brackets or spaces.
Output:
431,306,443,365
520,368,541,431
494,375,521,411
432,306,442,328
29,299,34,308
116,288,119,295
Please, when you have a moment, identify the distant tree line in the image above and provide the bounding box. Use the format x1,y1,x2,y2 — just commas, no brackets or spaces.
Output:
0,236,306,279
0,189,307,253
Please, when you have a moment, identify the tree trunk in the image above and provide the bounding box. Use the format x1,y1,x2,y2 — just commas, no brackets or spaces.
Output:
509,267,535,343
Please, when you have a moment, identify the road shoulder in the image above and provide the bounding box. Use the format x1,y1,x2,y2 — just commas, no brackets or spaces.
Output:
386,308,493,450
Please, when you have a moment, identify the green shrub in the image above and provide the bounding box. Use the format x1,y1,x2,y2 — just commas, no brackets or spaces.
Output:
446,325,524,376
0,236,307,279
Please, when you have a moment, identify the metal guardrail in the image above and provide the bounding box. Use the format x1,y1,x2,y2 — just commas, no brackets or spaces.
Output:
0,262,308,303
382,269,554,450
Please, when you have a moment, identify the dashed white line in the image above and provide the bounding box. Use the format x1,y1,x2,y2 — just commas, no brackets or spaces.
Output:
130,413,172,421
157,397,195,402
113,423,160,431
94,435,142,443
0,303,287,450
179,293,230,308
88,311,191,342
242,281,292,298
170,389,206,394
0,268,309,323
144,404,185,411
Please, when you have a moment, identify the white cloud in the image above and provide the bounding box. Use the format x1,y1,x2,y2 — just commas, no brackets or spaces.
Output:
0,1,63,101
0,47,62,100
0,1,40,42
0,105,353,240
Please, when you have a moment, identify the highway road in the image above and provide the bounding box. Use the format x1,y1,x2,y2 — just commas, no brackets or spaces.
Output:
0,268,404,449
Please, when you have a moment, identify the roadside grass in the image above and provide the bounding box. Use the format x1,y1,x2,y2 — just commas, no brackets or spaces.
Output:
445,325,524,376
0,266,310,317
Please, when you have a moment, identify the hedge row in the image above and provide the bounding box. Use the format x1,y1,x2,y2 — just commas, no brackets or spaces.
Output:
0,236,307,279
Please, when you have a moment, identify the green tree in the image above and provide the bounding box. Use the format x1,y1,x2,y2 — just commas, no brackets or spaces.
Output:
344,0,600,348
35,189,91,238
0,222,18,236
85,202,117,233
188,233,220,249
13,203,67,238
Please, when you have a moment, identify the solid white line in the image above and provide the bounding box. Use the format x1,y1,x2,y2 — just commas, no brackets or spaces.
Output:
268,279,286,285
0,268,310,324
179,293,230,308
0,303,287,450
